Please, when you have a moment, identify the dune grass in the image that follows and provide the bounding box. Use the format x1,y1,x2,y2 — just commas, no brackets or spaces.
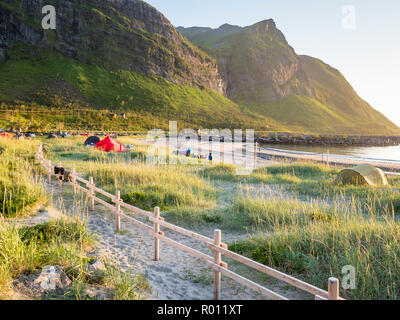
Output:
0,216,149,300
0,138,47,218
220,168,400,299
223,189,335,231
43,136,218,219
36,137,400,299
0,217,94,299
230,214,400,300
202,162,400,215
0,137,149,300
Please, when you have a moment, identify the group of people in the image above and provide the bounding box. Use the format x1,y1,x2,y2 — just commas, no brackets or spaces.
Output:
184,149,213,161
0,127,35,139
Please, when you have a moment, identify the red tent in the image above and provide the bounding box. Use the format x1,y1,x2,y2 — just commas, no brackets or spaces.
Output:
94,137,127,153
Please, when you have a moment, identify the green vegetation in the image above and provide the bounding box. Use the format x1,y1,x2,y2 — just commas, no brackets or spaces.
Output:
224,192,334,231
20,137,400,299
180,24,399,135
1,2,399,134
201,162,400,299
0,217,91,299
202,162,400,215
0,216,149,300
230,215,400,300
43,136,218,224
244,95,355,134
0,138,46,218
0,44,270,132
0,138,149,300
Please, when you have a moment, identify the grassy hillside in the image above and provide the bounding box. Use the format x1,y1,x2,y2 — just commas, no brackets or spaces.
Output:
300,55,398,133
0,0,224,93
243,95,354,134
179,23,400,135
0,1,398,134
0,44,279,131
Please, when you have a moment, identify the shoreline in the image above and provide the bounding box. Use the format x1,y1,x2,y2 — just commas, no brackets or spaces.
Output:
257,147,400,173
256,134,400,147
3,129,400,147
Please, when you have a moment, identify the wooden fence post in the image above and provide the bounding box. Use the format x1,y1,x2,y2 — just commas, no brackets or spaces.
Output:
58,162,62,189
213,229,222,300
47,160,52,184
72,168,77,195
154,207,160,261
115,190,121,232
88,177,95,211
328,277,339,300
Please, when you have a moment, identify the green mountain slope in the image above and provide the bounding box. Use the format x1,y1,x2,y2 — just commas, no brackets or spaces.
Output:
0,44,275,131
0,1,397,134
179,21,399,134
0,0,279,131
0,0,224,93
299,55,396,128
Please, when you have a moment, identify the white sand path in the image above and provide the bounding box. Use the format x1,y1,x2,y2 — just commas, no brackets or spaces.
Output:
45,181,306,300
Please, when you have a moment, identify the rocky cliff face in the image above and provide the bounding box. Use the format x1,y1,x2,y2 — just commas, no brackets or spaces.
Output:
179,20,316,102
0,0,225,94
1,1,398,134
179,20,399,134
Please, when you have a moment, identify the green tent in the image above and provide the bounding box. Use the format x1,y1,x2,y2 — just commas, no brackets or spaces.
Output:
335,164,389,186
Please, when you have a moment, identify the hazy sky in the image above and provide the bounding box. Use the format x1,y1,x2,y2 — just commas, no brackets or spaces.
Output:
146,0,400,126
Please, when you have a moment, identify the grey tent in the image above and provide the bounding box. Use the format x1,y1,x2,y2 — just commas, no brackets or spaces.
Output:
335,164,389,186
85,136,101,145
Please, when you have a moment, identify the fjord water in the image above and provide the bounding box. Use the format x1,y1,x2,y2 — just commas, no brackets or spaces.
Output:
260,144,400,161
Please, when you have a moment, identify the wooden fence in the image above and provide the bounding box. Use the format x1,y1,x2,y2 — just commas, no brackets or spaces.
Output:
36,144,344,300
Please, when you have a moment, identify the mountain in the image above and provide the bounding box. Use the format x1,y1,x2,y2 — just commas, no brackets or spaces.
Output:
1,0,274,131
0,1,397,134
178,21,399,134
1,0,225,93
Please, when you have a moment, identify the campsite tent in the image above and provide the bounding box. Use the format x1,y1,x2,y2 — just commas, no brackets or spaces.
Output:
95,137,127,152
85,136,101,145
335,164,389,186
0,132,11,138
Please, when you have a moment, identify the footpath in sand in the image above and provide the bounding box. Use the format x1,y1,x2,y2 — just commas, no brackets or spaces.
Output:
46,181,306,300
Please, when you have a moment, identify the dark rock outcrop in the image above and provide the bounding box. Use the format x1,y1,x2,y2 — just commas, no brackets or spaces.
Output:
257,133,400,147
179,20,399,134
180,20,316,102
0,0,224,94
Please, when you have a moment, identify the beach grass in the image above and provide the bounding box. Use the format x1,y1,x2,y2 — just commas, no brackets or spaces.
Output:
0,138,47,218
28,136,400,299
0,138,149,300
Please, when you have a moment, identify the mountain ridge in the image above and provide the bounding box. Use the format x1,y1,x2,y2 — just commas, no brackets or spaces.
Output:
0,0,225,94
0,0,398,134
178,20,399,134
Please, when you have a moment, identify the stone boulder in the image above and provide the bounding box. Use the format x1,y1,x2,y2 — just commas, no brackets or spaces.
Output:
13,265,72,298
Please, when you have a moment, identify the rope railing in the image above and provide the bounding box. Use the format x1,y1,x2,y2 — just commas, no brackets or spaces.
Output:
36,144,344,300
